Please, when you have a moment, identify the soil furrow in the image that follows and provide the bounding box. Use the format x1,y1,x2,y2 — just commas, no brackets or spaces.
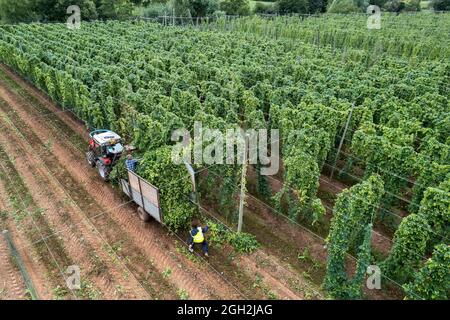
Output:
0,179,53,299
0,190,27,300
0,145,75,299
0,236,27,300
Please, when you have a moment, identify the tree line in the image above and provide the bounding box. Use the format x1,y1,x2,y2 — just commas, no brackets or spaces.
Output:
0,0,141,23
0,0,329,23
1,0,449,26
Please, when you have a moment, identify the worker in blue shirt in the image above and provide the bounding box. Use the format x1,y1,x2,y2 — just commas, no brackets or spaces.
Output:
125,154,139,172
188,219,209,257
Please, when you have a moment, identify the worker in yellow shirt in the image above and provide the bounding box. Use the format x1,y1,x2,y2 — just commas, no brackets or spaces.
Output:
188,219,209,257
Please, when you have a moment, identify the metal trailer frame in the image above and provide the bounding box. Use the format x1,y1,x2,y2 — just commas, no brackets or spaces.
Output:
121,170,163,223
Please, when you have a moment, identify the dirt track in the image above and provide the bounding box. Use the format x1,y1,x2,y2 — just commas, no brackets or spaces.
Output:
0,236,27,299
0,64,327,300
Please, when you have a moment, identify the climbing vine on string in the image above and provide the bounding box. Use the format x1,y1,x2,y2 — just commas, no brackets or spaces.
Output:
403,243,449,300
381,214,431,284
382,179,449,283
323,174,384,299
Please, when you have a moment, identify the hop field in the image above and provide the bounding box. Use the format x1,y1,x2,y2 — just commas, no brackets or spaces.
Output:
0,13,448,300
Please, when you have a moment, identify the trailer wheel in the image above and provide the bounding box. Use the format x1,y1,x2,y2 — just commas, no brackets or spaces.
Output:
86,151,96,167
137,206,150,222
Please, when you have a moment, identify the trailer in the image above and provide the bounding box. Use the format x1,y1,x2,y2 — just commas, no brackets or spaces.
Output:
121,170,163,223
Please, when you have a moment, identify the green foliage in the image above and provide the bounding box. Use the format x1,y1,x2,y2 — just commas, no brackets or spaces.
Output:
410,162,449,213
220,0,251,15
98,0,134,20
383,179,449,284
135,2,169,17
404,0,421,11
327,0,362,13
138,146,196,231
214,14,450,61
190,0,219,16
227,232,259,253
253,1,278,14
383,0,403,11
277,153,321,221
255,163,271,201
352,122,416,209
324,175,384,299
109,154,128,183
270,103,342,225
0,0,134,23
206,220,259,253
278,0,309,14
432,0,450,10
0,0,37,23
168,0,190,15
45,0,99,21
178,288,189,299
382,214,431,283
403,244,450,300
368,0,388,7
206,220,229,247
383,0,421,11
0,19,449,300
169,0,219,16
416,180,450,246
308,0,328,13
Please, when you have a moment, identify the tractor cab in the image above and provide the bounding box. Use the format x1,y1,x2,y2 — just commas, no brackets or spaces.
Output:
86,130,124,181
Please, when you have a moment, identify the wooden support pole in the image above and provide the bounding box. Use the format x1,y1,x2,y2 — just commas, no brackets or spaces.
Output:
330,103,355,180
237,134,249,233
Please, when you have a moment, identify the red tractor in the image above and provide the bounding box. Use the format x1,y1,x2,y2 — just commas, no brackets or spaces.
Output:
86,129,125,181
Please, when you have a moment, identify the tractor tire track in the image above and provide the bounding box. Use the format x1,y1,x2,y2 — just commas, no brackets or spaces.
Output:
0,236,27,300
0,144,74,299
0,187,27,300
0,179,52,299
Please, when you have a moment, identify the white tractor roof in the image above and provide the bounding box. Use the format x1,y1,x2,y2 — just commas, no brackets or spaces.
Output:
93,131,122,145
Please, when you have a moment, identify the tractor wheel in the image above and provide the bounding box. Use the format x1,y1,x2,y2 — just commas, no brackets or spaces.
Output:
96,160,110,181
86,151,96,167
137,206,150,222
